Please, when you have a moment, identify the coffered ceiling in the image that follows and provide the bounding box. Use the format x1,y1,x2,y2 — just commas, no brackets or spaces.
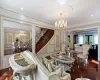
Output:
0,0,100,27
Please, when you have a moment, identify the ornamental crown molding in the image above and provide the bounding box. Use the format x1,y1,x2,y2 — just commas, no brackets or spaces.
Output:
0,7,100,30
0,7,54,29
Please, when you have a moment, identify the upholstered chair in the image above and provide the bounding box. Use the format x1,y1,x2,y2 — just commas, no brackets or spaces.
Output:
77,44,90,64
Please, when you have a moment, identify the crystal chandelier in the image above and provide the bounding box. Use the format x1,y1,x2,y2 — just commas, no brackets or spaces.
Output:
55,13,67,30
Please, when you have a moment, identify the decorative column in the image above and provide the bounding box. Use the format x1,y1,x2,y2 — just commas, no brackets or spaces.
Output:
32,24,36,53
98,26,100,61
0,16,4,69
54,30,61,51
60,30,66,52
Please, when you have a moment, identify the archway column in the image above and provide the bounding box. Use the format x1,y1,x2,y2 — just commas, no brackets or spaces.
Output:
0,16,4,69
98,26,100,61
32,24,36,53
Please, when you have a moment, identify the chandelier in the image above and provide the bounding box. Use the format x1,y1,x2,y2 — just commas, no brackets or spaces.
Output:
55,13,67,30
55,20,67,30
18,31,26,36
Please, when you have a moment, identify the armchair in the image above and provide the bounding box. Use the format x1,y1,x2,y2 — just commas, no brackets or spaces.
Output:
77,44,90,64
74,44,83,53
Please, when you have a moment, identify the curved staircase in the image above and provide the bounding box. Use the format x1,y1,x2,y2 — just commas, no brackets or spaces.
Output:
36,29,54,53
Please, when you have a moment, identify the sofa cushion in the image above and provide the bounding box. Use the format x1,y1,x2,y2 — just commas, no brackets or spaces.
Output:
47,62,53,72
43,58,48,67
53,67,62,76
41,58,53,72
38,57,44,63
39,57,64,76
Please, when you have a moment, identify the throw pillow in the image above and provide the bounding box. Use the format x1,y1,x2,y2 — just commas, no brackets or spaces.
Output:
53,67,62,77
47,62,53,72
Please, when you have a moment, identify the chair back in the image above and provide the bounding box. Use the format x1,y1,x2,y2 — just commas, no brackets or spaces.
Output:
83,44,90,56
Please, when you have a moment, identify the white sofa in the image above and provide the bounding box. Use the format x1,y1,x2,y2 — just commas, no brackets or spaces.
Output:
24,51,71,80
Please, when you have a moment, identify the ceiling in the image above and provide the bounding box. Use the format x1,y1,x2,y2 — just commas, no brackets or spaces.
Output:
0,0,100,27
72,28,98,34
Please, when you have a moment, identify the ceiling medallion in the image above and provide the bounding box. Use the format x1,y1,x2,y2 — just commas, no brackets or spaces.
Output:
55,13,67,30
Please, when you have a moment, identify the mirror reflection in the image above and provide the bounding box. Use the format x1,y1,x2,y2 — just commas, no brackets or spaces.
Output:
4,28,32,55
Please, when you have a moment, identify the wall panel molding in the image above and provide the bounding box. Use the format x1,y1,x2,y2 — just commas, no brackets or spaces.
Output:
0,7,54,29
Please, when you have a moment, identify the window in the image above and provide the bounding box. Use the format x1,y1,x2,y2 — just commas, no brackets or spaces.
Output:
78,35,83,44
94,34,98,44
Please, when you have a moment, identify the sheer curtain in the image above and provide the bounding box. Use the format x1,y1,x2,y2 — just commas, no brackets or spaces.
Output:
94,34,98,44
78,35,83,44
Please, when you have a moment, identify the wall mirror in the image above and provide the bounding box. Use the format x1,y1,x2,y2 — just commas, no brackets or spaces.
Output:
4,28,32,55
3,20,32,56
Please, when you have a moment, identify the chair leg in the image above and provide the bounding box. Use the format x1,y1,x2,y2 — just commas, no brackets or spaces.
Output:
84,58,88,66
77,57,80,68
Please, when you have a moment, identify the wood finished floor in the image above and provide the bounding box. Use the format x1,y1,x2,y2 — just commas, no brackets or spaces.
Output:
71,59,100,80
0,58,100,80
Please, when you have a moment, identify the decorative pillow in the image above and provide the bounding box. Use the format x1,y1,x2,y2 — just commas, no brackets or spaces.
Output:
54,67,62,77
47,61,53,72
39,57,46,67
43,58,49,67
39,57,43,62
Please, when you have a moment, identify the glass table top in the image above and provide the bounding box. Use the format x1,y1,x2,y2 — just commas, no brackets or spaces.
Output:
14,54,29,67
15,59,29,67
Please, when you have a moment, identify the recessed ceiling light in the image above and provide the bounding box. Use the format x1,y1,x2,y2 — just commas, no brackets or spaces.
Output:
57,0,68,4
91,14,93,17
20,21,24,23
21,8,24,10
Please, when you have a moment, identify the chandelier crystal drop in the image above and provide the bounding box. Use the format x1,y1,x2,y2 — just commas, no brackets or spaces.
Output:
55,13,67,30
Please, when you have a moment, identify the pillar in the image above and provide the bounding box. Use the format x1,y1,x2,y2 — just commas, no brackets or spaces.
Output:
32,24,36,53
98,26,100,61
0,16,4,69
61,31,66,52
